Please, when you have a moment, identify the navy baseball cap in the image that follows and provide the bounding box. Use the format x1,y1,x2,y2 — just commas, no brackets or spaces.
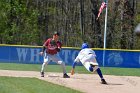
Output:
81,43,89,49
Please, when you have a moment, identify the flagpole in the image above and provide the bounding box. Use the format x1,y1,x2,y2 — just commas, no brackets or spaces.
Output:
103,0,108,49
103,0,108,67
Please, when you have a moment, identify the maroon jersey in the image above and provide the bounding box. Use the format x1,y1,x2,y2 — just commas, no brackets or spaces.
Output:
43,38,62,55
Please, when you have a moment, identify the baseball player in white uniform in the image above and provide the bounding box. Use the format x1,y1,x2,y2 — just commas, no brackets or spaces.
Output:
71,43,107,84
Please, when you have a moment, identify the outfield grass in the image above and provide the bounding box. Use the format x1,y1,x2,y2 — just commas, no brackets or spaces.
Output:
0,76,82,93
0,63,140,76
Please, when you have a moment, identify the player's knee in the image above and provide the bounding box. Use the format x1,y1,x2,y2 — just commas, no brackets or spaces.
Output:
43,62,46,65
89,65,99,72
89,66,93,72
58,61,63,64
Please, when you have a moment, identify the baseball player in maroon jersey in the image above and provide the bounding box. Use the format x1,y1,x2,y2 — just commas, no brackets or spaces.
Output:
40,31,70,78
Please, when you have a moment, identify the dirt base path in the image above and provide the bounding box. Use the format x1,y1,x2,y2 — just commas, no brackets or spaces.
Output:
0,70,140,93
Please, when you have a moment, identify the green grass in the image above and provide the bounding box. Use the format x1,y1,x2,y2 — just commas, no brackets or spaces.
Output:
101,67,140,76
0,63,140,76
0,63,87,73
0,76,82,93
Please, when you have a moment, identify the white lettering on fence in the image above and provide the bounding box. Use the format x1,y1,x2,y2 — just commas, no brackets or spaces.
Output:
62,50,71,63
17,48,28,61
16,47,78,64
30,49,40,62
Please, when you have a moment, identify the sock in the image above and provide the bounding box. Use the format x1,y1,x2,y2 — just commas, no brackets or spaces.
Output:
41,62,47,72
96,68,104,79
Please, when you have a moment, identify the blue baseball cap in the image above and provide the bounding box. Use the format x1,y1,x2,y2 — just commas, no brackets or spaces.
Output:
81,43,89,49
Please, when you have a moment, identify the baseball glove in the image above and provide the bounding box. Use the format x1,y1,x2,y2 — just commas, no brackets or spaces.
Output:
56,48,60,52
50,40,57,46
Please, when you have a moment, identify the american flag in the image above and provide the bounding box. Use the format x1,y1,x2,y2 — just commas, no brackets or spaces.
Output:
97,0,107,20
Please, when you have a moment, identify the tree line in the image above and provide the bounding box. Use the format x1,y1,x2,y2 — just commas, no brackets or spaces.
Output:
0,0,140,49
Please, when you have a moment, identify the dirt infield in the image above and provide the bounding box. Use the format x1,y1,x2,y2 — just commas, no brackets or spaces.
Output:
0,70,139,93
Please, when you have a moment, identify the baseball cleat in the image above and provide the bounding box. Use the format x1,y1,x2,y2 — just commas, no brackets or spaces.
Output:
63,73,70,78
101,79,107,84
41,72,44,77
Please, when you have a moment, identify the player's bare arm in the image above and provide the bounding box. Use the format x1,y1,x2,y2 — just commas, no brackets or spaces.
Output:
71,61,77,75
40,46,47,56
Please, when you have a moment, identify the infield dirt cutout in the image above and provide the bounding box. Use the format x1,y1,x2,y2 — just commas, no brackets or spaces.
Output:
0,70,139,93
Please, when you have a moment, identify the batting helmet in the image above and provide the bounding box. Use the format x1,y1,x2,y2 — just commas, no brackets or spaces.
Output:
81,43,89,49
